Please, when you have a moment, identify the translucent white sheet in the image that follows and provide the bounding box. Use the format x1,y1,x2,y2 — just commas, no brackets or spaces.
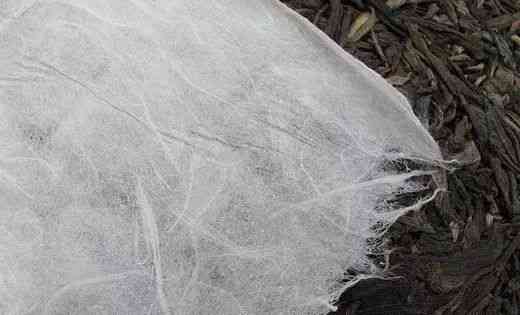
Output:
0,1,442,314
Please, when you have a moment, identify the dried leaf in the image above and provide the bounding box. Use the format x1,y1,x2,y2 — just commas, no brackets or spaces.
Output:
347,10,377,43
466,63,485,72
450,54,471,62
474,75,487,86
386,72,411,86
512,34,520,47
453,0,470,16
386,0,407,9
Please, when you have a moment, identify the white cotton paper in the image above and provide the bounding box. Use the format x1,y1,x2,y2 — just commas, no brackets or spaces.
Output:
0,1,443,314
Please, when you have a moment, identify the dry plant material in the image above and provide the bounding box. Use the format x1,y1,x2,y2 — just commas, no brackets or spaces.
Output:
346,9,378,43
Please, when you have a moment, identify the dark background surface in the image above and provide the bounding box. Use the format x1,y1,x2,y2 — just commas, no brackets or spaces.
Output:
281,1,520,314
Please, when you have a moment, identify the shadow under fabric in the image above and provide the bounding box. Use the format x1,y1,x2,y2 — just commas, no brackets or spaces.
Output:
0,0,444,314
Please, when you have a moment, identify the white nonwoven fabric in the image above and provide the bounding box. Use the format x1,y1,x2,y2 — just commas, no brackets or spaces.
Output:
0,1,443,314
